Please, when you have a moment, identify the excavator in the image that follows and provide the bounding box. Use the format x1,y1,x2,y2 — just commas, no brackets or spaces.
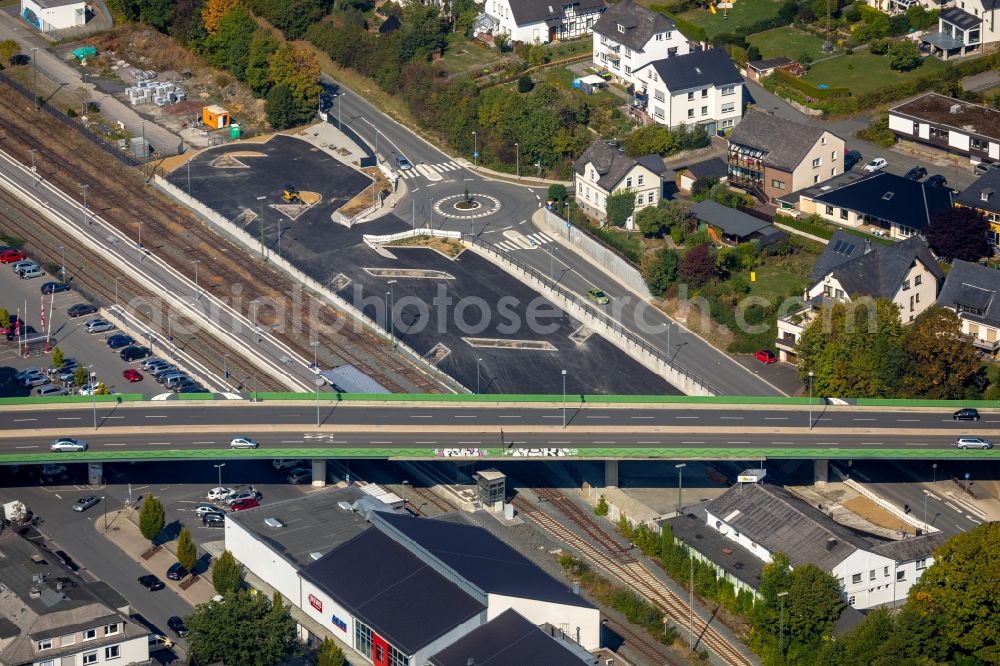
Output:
282,184,301,203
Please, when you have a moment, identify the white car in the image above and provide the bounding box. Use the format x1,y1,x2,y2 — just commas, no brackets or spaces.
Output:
272,459,304,472
50,438,87,452
194,503,220,516
229,437,259,449
207,487,234,501
224,490,257,505
84,318,114,334
78,383,98,396
863,157,888,173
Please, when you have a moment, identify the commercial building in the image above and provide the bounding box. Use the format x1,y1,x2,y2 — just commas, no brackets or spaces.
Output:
0,530,150,666
937,259,1000,354
479,0,607,44
889,93,1000,165
573,139,665,228
591,0,691,90
19,0,87,32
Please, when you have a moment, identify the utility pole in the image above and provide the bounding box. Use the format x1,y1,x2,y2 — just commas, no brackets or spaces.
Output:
256,196,267,261
31,48,38,110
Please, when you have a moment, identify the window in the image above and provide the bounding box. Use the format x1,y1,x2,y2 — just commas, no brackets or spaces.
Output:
636,194,644,206
721,85,735,96
852,573,862,584
915,275,922,286
701,106,708,116
668,46,678,57
376,646,385,661
721,118,734,128
825,205,834,215
916,559,927,570
722,102,735,113
637,174,644,186
654,89,665,102
61,634,76,647
916,293,920,303
848,595,856,606
624,47,632,57
655,32,663,40
355,621,373,658
626,177,633,188
870,570,877,581
83,653,98,666
38,661,54,666
897,570,906,582
812,157,822,168
687,91,695,101
884,566,890,576
37,639,53,651
665,31,672,39
832,151,837,161
821,136,827,145
617,23,624,32
771,179,785,190
105,624,119,636
106,645,121,660
647,191,655,204
654,106,665,119
688,109,694,118
701,88,708,98
814,175,820,184
84,628,97,641
625,65,632,75
903,279,910,291
840,209,848,220
832,168,836,177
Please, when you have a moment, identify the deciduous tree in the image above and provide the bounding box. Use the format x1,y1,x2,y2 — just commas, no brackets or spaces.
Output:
887,39,922,71
317,637,345,666
186,590,296,666
268,43,322,125
203,5,257,80
925,206,991,262
642,247,680,297
202,0,239,33
0,39,20,66
176,526,197,574
264,83,296,129
212,550,243,595
139,495,165,543
51,347,64,368
900,307,981,398
605,189,635,228
245,32,280,97
678,243,717,287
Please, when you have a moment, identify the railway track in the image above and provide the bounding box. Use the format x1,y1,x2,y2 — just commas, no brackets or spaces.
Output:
0,81,443,394
406,485,453,515
513,492,753,666
603,617,685,666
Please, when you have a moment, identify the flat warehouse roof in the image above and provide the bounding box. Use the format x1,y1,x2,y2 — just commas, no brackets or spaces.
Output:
891,93,1000,140
28,0,86,8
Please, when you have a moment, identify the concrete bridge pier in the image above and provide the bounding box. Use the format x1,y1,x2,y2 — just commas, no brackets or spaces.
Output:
605,460,619,488
88,462,103,486
312,459,327,488
814,459,829,486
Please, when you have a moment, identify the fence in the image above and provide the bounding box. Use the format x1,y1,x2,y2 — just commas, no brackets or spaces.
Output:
362,228,461,247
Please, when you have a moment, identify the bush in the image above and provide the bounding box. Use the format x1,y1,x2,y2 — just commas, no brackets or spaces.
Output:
767,69,850,99
746,45,761,62
595,495,609,516
661,12,708,42
869,38,891,55
888,40,922,71
517,74,533,93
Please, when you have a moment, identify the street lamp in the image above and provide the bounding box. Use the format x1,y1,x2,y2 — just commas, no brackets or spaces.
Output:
778,591,789,655
675,463,686,516
59,245,65,283
561,369,567,428
29,149,37,188
808,370,815,429
114,276,122,308
312,341,321,427
256,196,267,261
386,280,397,347
336,91,344,131
925,462,938,527
472,131,478,168
80,185,89,226
90,371,97,429
214,463,226,487
402,480,410,508
515,142,520,181
31,48,38,110
476,357,482,395
192,259,201,292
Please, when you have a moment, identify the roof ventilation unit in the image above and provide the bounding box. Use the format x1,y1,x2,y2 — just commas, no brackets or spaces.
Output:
263,518,284,528
950,104,962,114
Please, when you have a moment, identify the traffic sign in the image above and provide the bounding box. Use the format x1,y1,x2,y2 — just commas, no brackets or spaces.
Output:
473,151,479,159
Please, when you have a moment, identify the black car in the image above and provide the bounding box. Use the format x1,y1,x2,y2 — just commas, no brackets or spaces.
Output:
106,334,134,350
68,303,98,318
925,174,948,188
120,345,152,362
40,282,71,295
167,616,188,637
202,512,225,527
845,150,863,170
953,408,980,421
974,162,997,176
904,166,928,180
166,562,189,581
138,574,165,591
7,325,36,341
54,550,79,572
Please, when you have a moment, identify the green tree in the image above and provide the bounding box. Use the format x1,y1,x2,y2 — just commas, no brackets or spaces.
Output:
138,495,165,543
784,563,845,647
907,522,1000,664
817,608,895,666
925,207,992,262
186,590,297,666
400,3,447,62
202,0,239,33
624,125,674,157
0,308,9,329
245,32,280,97
517,74,534,93
635,205,670,237
526,44,547,67
73,366,89,387
605,189,635,228
869,37,892,54
887,39,922,71
0,39,20,66
595,495,609,516
264,83,296,129
642,247,681,298
268,43,322,125
203,5,256,80
138,0,175,32
51,347,64,368
547,183,568,205
746,44,761,61
900,307,981,399
212,550,243,595
494,32,510,53
176,526,197,574
317,637,345,666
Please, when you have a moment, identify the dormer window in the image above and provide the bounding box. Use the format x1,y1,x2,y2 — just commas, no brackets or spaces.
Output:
655,33,663,40
617,23,624,32
883,191,894,200
982,188,994,202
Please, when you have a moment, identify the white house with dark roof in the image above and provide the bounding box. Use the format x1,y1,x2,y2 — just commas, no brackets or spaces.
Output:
572,139,665,229
591,0,690,89
480,0,607,44
937,259,1000,354
889,93,1000,164
681,482,947,609
634,49,744,133
955,167,1000,243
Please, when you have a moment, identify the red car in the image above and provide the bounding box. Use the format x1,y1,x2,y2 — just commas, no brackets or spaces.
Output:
229,498,259,512
123,368,143,382
754,350,777,364
0,249,26,264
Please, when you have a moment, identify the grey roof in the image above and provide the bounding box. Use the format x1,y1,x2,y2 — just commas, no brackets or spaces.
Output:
955,168,1000,215
813,233,943,299
871,531,950,562
428,609,591,666
940,6,981,28
690,200,770,238
573,139,662,190
833,606,867,636
728,111,833,172
937,259,1000,327
224,486,371,568
319,364,390,394
664,505,765,591
809,172,953,232
505,0,607,26
592,0,675,51
748,56,792,71
705,483,881,572
644,48,743,92
809,229,868,282
375,512,594,609
685,157,729,180
32,0,85,8
301,529,485,655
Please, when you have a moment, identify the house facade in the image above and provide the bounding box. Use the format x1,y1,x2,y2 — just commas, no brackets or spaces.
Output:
727,111,845,203
955,167,1000,243
19,0,86,32
889,93,1000,165
937,259,1000,354
634,48,744,133
573,139,664,229
591,0,690,90
481,0,606,44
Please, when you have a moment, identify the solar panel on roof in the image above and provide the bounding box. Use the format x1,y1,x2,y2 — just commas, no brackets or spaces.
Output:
833,240,856,255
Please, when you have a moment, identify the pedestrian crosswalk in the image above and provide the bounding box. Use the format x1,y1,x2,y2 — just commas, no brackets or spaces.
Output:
396,161,464,179
494,232,555,253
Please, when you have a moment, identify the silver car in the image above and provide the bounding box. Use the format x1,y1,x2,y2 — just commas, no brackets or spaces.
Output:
229,437,259,449
36,386,68,397
22,374,51,388
84,318,114,334
51,438,88,452
957,437,992,450
286,468,312,485
73,496,100,512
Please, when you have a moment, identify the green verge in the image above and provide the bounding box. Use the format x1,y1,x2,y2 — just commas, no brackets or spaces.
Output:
0,394,144,405
250,392,817,405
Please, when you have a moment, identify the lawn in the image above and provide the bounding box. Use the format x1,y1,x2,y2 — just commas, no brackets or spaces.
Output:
746,26,841,62
670,0,787,38
802,51,947,95
437,33,504,77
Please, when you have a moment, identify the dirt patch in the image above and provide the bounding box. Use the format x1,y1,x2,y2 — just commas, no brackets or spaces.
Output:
340,167,390,218
842,496,916,536
141,545,161,560
388,235,465,258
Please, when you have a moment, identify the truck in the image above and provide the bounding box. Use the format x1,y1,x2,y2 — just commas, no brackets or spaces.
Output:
2,501,31,526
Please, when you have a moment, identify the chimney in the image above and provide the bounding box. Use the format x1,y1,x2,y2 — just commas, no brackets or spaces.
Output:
826,538,838,551
55,581,63,591
982,188,994,202
864,238,872,254
29,588,40,599
950,103,962,114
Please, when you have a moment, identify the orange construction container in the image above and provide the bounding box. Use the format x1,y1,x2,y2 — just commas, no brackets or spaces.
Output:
202,105,230,129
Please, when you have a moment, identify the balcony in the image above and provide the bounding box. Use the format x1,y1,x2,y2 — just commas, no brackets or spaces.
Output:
967,332,1000,353
776,304,816,353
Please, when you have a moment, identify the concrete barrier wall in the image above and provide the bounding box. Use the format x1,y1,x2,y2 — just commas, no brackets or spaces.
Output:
536,208,653,299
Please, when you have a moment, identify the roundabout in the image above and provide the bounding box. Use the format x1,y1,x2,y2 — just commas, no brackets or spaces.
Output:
433,192,501,220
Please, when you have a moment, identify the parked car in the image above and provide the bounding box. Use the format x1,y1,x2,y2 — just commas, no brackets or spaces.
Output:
207,487,234,501
149,364,178,378
586,288,610,305
202,512,225,527
40,282,71,294
974,162,997,176
171,379,201,392
21,373,50,387
229,498,260,512
953,408,980,421
51,437,87,452
225,490,257,505
68,303,98,318
844,149,863,170
36,386,68,397
230,437,259,449
178,385,210,394
138,575,165,591
77,383,99,396
272,459,305,472
47,358,78,375
754,350,778,364
123,368,143,382
72,496,100,512
194,503,219,516
925,174,948,188
12,260,37,275
20,266,43,280
106,334,134,350
287,468,312,485
58,368,80,383
956,436,992,449
167,616,188,637
141,357,166,370
41,463,67,477
0,249,26,263
157,372,186,386
166,563,188,581
120,345,152,361
395,154,413,170
14,367,42,381
84,318,114,334
904,166,928,180
863,157,888,173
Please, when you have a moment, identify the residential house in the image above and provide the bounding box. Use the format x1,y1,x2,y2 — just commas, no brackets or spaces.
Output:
667,481,948,610
479,0,607,44
889,93,1000,165
690,200,787,246
591,0,690,90
0,530,151,666
954,166,1000,243
745,56,793,82
634,49,744,133
791,171,953,240
573,139,665,229
727,111,845,203
676,156,728,191
775,230,943,361
937,259,1000,354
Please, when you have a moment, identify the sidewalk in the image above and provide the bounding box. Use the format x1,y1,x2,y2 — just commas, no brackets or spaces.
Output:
455,158,572,187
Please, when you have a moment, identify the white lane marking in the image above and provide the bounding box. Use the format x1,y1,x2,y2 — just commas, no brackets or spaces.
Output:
593,441,616,444
728,441,750,444
772,441,794,445
57,417,80,420
944,501,962,513
631,416,654,420
193,441,216,444
55,493,62,499
370,441,392,444
415,441,437,444
636,441,660,444
148,442,172,445
104,443,126,447
547,441,572,444
104,416,124,419
764,417,788,421
145,415,167,418
410,415,432,418
720,416,743,420
454,415,477,419
966,516,982,524
675,416,699,419
13,418,36,422
15,445,38,449
853,418,876,421
458,441,481,444
860,442,883,445
586,415,610,419
499,415,521,419
542,415,561,418
681,441,704,444
897,419,921,422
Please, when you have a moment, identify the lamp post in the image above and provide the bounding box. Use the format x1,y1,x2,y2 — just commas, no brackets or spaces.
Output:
808,370,815,429
192,259,201,292
515,142,520,181
472,131,478,168
256,196,267,261
59,246,65,283
312,341,321,427
386,280,397,347
187,159,191,196
137,220,143,247
80,185,89,226
476,358,482,395
223,353,230,385
402,480,410,508
102,496,107,529
561,369,567,428
925,462,938,527
214,463,225,488
29,149,37,187
114,277,122,307
31,48,38,110
675,463,686,516
336,91,344,131
90,371,97,429
778,591,789,655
